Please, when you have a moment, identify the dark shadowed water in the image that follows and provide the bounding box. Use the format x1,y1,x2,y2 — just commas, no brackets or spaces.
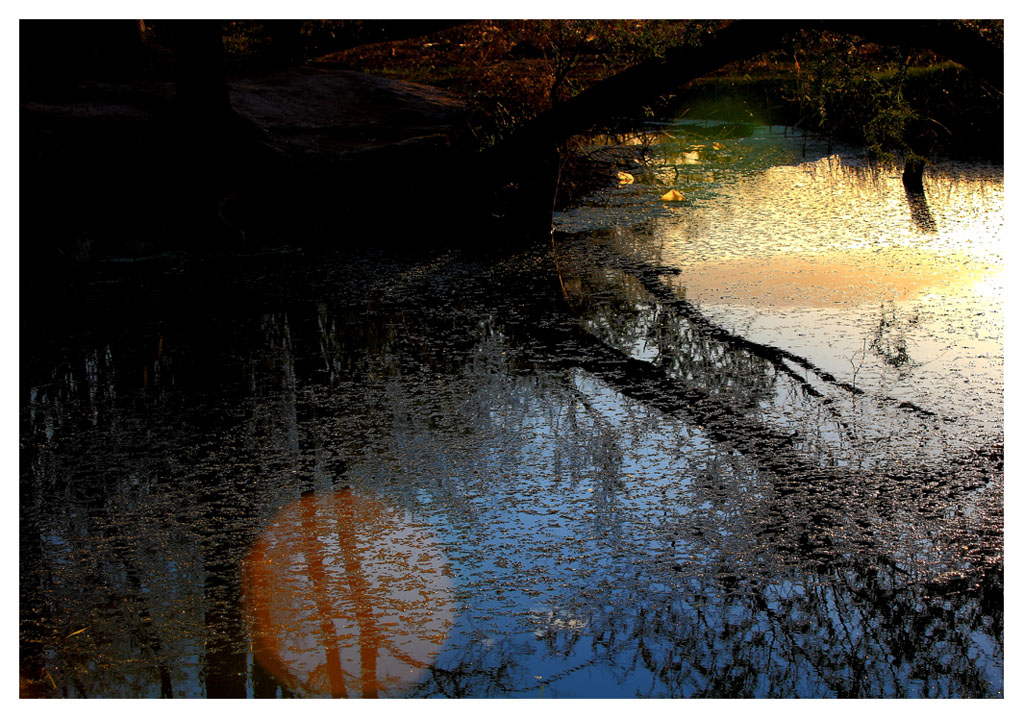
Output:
20,122,1003,698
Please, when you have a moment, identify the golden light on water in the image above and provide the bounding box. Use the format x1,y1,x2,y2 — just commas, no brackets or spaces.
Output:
557,137,1003,439
242,488,455,698
666,247,997,309
643,154,1003,313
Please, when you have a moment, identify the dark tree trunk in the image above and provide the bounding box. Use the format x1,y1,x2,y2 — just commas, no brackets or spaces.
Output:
500,21,802,151
163,20,232,124
160,21,270,246
903,158,926,194
902,123,940,194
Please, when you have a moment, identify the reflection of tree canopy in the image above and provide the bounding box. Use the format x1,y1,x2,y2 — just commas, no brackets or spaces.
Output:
21,237,1001,697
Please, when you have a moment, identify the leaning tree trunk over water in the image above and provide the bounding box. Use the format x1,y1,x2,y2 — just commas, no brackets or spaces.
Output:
504,19,1002,152
484,19,1002,228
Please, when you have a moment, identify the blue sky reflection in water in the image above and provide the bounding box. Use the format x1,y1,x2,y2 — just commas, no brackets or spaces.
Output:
20,122,1002,698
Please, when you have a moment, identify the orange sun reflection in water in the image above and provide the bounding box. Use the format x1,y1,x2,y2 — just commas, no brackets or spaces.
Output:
242,488,455,698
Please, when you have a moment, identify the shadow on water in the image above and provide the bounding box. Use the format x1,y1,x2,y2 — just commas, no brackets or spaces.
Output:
905,186,938,233
20,136,1002,697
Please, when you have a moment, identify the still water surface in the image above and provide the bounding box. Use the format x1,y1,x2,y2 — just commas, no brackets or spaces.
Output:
21,121,1003,697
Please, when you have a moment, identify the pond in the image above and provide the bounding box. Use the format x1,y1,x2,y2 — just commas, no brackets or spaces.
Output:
20,120,1003,698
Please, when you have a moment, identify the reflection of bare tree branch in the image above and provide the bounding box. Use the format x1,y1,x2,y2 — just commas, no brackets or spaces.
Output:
589,243,863,395
502,275,999,584
334,492,383,698
526,314,819,477
586,241,959,424
299,497,351,698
